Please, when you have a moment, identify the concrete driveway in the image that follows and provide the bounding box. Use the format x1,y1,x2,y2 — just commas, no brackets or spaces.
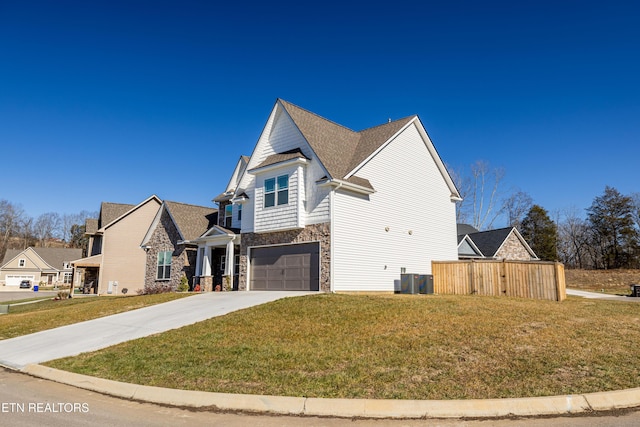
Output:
566,289,640,301
0,291,312,370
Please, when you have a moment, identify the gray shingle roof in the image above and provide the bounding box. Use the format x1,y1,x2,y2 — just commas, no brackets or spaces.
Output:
164,201,218,241
32,247,83,269
278,99,415,182
252,148,310,170
457,223,480,235
466,227,514,258
1,247,82,269
99,202,136,228
85,218,99,234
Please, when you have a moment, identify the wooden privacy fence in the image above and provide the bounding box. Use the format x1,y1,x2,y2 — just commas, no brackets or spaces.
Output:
432,260,566,301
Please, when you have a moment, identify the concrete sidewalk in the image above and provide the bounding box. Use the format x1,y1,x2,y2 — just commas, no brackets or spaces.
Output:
21,364,640,419
0,291,311,370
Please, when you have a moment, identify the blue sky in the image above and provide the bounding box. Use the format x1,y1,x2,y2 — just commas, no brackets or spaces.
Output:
1,1,638,223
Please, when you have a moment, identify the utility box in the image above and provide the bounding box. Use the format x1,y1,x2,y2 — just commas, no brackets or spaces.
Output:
400,274,419,294
418,274,434,294
631,284,640,297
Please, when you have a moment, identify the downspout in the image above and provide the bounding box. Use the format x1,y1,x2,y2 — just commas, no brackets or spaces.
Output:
329,181,343,293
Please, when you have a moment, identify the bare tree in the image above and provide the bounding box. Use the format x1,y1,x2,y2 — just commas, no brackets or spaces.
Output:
19,216,35,249
0,200,24,261
466,160,505,230
33,212,62,247
503,190,533,230
557,207,592,269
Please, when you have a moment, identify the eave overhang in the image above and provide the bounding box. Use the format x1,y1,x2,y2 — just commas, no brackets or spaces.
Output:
317,177,376,195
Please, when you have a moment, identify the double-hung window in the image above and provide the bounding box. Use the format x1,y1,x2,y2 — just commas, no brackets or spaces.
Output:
157,251,172,280
225,204,233,228
264,175,289,208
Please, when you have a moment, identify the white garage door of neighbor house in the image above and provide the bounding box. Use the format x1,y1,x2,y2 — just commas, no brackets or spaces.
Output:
5,275,35,286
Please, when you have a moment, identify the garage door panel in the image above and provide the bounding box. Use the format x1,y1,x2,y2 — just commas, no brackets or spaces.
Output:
250,243,319,291
6,275,36,286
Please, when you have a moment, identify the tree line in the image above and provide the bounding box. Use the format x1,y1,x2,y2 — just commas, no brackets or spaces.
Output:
0,200,96,262
453,161,640,269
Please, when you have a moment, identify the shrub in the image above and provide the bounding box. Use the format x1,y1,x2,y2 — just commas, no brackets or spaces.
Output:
177,276,189,292
138,283,174,295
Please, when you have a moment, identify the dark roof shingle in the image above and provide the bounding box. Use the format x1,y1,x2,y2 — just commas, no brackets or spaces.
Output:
278,99,415,181
165,202,218,241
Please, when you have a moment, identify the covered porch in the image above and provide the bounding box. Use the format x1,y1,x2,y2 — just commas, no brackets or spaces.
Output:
71,254,102,294
189,226,240,292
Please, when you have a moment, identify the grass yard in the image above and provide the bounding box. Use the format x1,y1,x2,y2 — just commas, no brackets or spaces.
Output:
0,293,192,340
46,293,640,400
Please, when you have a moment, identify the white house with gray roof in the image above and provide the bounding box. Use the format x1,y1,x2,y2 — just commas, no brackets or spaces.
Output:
189,99,461,292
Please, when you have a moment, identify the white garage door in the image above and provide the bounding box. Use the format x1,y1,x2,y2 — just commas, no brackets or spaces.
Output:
5,275,35,286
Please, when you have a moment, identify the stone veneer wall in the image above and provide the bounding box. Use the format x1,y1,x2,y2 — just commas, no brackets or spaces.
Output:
495,232,534,260
144,209,194,292
239,222,331,292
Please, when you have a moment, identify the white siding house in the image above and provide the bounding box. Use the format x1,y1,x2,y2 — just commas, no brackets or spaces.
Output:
194,99,460,293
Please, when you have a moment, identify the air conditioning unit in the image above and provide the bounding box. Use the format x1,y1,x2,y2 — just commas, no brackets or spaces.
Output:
418,274,434,294
400,274,419,294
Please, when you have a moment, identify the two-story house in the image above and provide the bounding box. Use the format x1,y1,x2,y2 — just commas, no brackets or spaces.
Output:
188,99,461,292
72,196,162,294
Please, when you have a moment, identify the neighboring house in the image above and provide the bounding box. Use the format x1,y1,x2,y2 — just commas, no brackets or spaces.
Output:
72,196,162,295
0,247,82,287
456,224,538,260
140,201,217,292
185,99,461,292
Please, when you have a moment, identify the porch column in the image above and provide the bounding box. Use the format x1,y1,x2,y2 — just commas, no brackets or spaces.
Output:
202,246,212,277
224,240,234,277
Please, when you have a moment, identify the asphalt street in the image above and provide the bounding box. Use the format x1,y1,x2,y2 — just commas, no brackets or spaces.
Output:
2,368,640,427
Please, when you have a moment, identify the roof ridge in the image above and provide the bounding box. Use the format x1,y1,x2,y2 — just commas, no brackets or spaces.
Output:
164,200,215,209
278,99,357,134
357,115,416,133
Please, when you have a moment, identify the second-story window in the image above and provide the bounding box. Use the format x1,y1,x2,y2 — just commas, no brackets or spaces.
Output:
225,204,233,228
237,204,242,221
19,259,25,267
264,175,289,208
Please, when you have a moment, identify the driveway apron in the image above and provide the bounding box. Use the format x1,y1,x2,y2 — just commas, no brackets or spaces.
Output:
0,291,311,370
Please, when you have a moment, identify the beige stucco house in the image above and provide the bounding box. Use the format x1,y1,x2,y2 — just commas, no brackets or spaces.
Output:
72,195,162,295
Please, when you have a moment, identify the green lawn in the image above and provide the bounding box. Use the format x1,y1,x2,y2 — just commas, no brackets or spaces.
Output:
46,294,640,400
0,293,192,340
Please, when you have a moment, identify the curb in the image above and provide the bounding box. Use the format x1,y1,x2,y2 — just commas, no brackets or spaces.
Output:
21,364,640,419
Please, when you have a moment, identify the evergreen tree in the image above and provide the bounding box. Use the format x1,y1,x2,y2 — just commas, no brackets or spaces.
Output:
521,205,558,261
586,186,638,269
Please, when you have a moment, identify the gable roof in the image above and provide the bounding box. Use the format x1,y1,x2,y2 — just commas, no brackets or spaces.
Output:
278,99,415,183
98,195,162,232
214,156,251,203
164,201,218,241
466,227,513,258
465,227,537,259
141,201,218,247
1,247,82,270
99,202,136,228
